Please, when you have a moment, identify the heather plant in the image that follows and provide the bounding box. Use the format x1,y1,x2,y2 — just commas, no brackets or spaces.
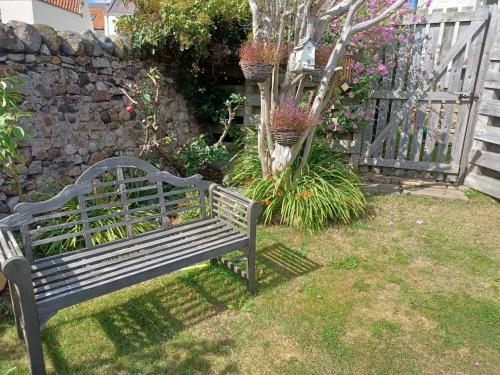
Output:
239,41,278,65
271,103,318,132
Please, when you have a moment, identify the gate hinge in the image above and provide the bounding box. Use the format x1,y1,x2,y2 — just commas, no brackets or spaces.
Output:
456,92,479,101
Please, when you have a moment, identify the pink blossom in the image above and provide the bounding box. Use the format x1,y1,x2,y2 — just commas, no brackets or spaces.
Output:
348,92,354,98
351,123,358,129
373,54,381,62
378,63,388,76
352,77,359,84
354,62,364,74
367,66,375,74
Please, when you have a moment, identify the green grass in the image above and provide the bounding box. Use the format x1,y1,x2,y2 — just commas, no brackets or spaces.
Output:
1,193,499,374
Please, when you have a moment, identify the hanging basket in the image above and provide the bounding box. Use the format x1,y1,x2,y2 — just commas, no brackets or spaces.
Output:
240,61,273,83
272,129,304,147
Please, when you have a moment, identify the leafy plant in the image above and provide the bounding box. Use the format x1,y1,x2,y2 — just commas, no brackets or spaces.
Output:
216,93,246,145
118,0,250,125
0,76,30,200
177,135,228,176
122,67,175,166
225,128,262,186
227,133,366,230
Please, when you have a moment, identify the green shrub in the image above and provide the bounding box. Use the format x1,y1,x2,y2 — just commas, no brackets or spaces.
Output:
226,132,366,230
177,135,229,175
117,0,250,124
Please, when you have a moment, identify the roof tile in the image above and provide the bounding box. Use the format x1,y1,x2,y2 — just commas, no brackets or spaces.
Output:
90,8,105,30
42,0,81,14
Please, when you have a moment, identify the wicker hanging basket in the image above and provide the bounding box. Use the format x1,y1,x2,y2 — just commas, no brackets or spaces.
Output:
240,61,273,83
272,129,304,147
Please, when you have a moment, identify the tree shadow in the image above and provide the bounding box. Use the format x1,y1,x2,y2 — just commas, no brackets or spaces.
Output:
33,242,320,374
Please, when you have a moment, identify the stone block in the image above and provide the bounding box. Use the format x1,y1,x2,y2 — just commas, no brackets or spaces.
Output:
92,91,110,102
92,57,111,69
52,83,67,95
24,54,36,63
28,161,43,174
8,21,42,54
7,53,25,62
402,187,469,201
64,144,77,155
0,24,25,53
33,24,60,55
67,166,81,176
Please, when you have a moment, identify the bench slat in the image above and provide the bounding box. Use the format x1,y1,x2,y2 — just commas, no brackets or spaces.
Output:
34,230,246,299
30,214,162,247
35,236,248,316
212,196,248,214
212,202,247,223
32,222,237,288
32,219,226,275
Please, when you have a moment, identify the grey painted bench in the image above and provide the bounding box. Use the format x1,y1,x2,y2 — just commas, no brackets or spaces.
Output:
0,157,261,375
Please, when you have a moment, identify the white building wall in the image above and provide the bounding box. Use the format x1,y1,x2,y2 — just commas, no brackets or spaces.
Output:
32,0,93,32
418,0,479,10
0,0,93,33
105,15,119,36
0,0,36,24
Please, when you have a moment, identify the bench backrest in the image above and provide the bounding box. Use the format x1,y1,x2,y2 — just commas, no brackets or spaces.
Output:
0,157,211,263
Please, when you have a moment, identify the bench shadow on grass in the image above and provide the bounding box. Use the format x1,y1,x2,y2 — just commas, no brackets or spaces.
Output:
40,242,321,374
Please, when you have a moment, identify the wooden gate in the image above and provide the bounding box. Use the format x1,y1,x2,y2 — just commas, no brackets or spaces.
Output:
359,7,491,182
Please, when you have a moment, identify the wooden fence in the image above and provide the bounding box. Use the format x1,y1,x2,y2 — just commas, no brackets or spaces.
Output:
359,6,490,182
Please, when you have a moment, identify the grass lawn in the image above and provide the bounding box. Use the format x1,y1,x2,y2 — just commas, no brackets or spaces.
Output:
1,193,499,374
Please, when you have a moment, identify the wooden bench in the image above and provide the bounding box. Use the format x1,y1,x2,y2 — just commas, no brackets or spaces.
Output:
0,157,261,375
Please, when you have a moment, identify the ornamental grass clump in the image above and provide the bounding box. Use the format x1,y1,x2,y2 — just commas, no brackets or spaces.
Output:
227,130,366,230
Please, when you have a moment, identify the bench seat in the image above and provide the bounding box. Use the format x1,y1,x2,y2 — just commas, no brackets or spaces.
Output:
31,217,249,317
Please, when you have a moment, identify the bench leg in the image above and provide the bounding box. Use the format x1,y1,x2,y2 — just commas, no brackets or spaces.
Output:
3,258,46,375
246,246,256,294
8,281,23,339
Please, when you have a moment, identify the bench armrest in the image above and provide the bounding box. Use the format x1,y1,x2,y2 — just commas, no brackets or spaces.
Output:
0,229,26,272
0,229,24,261
208,185,261,233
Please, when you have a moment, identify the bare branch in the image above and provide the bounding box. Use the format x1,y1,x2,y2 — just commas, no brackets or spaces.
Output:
315,0,351,41
351,0,406,33
320,0,351,18
248,0,260,38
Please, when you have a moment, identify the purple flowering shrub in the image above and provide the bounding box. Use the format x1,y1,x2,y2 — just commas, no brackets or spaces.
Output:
319,0,423,138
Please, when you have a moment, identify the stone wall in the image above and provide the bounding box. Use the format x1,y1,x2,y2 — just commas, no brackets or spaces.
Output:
0,22,198,214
